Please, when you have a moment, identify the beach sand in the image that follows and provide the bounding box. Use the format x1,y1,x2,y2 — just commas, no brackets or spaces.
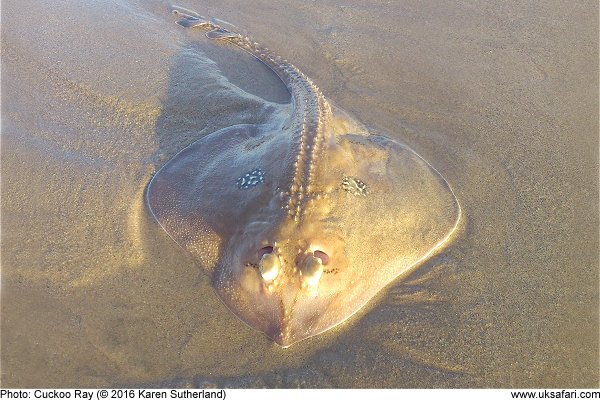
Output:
1,0,598,387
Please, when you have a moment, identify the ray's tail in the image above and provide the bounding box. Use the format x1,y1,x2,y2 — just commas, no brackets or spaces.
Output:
170,5,332,223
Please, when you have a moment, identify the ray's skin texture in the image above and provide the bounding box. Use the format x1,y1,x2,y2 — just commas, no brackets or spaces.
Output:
147,7,462,347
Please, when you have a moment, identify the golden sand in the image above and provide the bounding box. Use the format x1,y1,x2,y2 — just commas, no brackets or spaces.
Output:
1,0,598,387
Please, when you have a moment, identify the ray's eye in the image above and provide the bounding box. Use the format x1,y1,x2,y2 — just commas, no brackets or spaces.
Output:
313,250,329,265
257,246,274,259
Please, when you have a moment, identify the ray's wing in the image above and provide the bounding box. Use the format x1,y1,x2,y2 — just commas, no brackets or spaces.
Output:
312,133,461,325
146,125,289,271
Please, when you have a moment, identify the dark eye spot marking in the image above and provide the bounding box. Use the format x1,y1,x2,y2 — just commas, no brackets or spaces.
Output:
313,250,329,265
342,176,368,196
237,168,265,189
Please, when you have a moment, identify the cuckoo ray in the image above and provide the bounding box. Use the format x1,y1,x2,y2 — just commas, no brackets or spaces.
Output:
147,7,461,347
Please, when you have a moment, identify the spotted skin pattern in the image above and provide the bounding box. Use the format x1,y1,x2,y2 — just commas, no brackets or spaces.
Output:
342,176,368,196
237,168,265,189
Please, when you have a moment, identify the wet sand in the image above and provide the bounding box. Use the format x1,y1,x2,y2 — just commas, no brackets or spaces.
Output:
2,0,598,388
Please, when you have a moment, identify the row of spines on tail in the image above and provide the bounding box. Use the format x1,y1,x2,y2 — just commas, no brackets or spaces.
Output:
173,8,333,222
173,9,322,97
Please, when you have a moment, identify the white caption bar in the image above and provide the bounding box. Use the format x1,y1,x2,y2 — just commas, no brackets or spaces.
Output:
0,389,599,400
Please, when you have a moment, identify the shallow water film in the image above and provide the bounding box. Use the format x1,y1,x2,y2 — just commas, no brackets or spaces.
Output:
2,0,598,388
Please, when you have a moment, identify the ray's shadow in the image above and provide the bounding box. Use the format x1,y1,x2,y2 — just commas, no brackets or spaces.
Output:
152,36,290,165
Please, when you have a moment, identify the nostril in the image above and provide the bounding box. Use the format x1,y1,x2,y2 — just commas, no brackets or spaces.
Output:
257,246,274,259
313,250,329,265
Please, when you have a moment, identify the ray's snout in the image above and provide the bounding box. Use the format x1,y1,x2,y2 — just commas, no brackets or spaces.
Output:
241,243,333,347
263,280,326,348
